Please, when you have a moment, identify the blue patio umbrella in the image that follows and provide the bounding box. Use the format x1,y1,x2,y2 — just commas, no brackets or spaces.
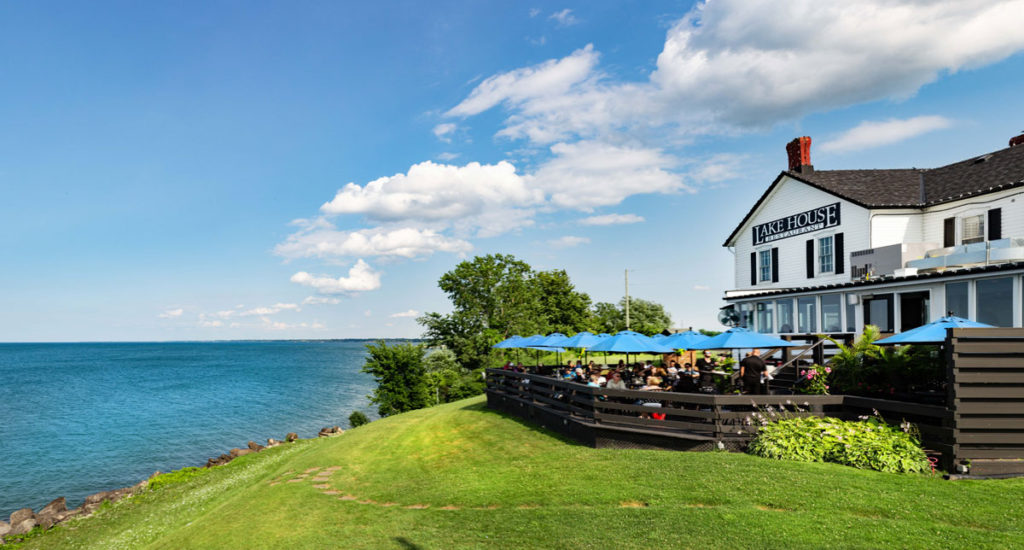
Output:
508,334,566,366
589,330,675,354
690,327,798,350
661,330,711,350
652,333,666,339
538,333,572,365
874,316,994,345
491,335,524,349
562,331,608,364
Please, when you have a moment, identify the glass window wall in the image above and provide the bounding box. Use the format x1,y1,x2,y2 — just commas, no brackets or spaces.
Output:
821,294,842,332
797,297,817,333
977,277,1013,327
845,294,856,332
776,299,794,333
945,282,969,319
756,301,774,333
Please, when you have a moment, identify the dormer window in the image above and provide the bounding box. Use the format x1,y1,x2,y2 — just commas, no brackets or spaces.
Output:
962,214,985,245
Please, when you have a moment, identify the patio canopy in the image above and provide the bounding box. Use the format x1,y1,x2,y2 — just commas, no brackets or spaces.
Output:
874,316,994,345
690,327,798,350
588,330,675,354
562,331,607,349
660,330,711,350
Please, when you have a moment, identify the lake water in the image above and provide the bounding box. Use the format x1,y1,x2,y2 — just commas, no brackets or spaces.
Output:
0,340,381,518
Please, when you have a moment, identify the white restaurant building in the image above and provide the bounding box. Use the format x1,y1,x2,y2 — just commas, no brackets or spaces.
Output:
722,134,1024,337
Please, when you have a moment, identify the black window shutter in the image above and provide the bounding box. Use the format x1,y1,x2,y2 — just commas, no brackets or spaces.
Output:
771,247,780,283
834,233,845,274
806,239,815,278
989,208,1002,241
750,252,756,285
943,217,955,247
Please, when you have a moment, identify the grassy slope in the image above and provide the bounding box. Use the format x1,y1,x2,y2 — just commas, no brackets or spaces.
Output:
19,396,1024,549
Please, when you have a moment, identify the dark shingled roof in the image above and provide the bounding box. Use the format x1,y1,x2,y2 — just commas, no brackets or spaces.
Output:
725,141,1024,246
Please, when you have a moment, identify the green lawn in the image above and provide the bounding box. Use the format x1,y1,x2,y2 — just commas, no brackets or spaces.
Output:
16,395,1024,549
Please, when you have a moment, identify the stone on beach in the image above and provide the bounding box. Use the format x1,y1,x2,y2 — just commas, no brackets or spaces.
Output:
38,497,67,517
8,508,34,527
230,448,253,458
10,517,37,536
0,520,10,537
286,432,298,442
247,441,265,452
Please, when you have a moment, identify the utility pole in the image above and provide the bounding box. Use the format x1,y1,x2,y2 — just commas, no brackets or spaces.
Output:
624,269,630,331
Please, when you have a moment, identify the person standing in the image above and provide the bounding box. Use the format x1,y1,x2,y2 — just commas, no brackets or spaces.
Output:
739,349,767,395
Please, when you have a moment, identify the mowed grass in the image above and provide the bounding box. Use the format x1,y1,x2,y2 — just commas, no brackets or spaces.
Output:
17,395,1024,549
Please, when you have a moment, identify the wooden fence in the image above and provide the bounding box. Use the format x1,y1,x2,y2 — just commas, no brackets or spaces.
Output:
486,327,1024,475
946,328,1024,476
485,369,951,460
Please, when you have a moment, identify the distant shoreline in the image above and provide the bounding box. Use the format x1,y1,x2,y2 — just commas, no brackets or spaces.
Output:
0,338,422,345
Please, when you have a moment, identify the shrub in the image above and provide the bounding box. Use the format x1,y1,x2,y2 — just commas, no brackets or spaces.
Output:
748,412,930,474
795,364,830,395
148,467,211,491
348,411,370,428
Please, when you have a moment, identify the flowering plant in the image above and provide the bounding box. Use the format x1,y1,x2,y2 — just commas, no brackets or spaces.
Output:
796,364,830,395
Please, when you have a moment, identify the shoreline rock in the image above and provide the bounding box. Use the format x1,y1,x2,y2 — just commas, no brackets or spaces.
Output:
1,426,347,545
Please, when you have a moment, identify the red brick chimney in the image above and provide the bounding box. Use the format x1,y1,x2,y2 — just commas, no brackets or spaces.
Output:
786,136,813,173
1010,132,1024,147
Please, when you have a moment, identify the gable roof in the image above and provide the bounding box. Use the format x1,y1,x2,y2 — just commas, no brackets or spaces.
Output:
724,142,1024,247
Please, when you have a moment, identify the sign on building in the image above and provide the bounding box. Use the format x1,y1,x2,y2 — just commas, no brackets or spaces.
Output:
752,202,841,245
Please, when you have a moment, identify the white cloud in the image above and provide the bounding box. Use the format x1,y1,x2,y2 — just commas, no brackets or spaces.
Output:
818,115,953,153
548,235,590,249
290,259,382,294
693,284,711,291
446,44,599,118
448,1,1024,141
579,213,645,226
433,123,456,142
158,308,183,319
529,7,541,18
276,222,473,260
302,296,341,305
533,141,689,209
199,319,223,328
436,152,460,161
390,309,420,318
318,160,543,238
364,309,373,317
238,303,300,317
548,8,578,27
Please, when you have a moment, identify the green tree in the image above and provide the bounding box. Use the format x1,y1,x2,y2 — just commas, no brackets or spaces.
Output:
698,328,722,337
361,341,432,417
419,254,543,372
533,269,593,335
424,348,485,404
590,297,672,336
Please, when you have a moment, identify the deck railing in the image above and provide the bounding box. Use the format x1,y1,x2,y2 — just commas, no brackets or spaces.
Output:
486,368,953,461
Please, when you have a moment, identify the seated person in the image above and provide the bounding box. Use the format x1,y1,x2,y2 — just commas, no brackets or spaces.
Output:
587,374,602,388
606,371,627,390
640,375,663,392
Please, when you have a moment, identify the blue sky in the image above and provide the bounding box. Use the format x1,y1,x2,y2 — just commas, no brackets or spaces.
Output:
3,1,1024,341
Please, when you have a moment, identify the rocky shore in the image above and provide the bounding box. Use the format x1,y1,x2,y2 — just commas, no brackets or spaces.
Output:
0,425,346,545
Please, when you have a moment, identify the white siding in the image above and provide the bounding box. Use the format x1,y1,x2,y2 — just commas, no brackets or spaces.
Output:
870,211,922,248
730,176,870,290
921,188,1024,244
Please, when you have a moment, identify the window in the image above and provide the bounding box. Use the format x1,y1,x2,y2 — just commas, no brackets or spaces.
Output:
821,294,842,332
738,302,753,329
776,299,794,333
945,282,969,318
819,236,834,273
845,295,856,332
864,294,894,333
797,297,817,333
977,277,1013,327
962,214,985,244
759,249,772,282
756,301,774,333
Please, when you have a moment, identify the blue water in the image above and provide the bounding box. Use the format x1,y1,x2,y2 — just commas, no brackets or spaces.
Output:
0,340,383,518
